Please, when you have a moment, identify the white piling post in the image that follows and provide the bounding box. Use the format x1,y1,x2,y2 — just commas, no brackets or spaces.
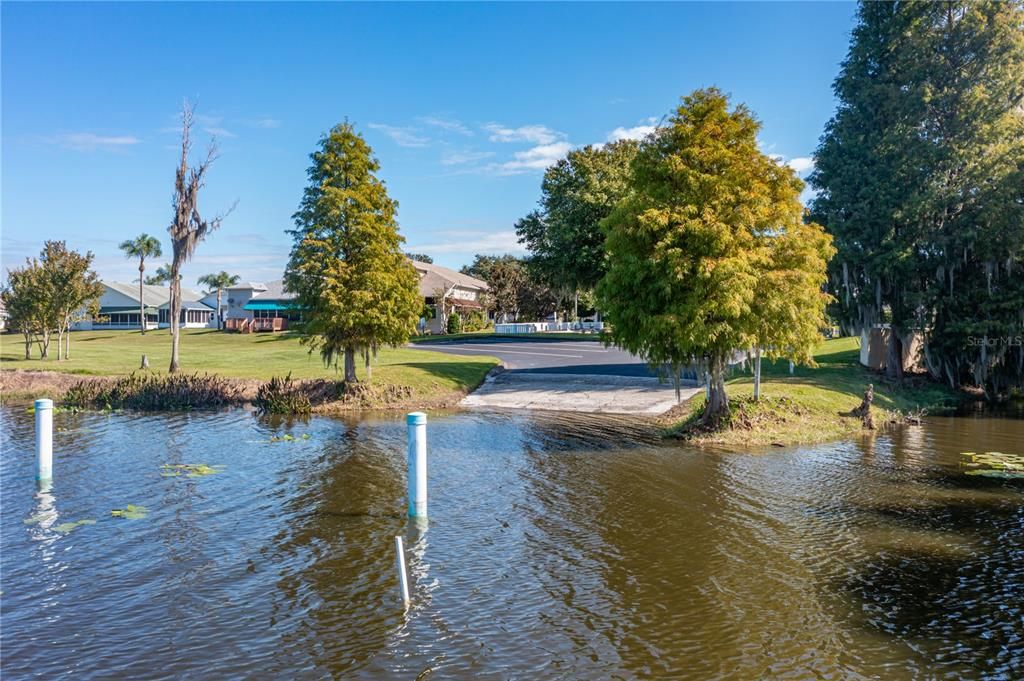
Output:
406,412,427,518
35,398,53,482
394,535,411,607
789,361,795,375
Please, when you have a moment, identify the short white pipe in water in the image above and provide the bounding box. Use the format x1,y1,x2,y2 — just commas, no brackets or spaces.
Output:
394,535,411,607
406,412,427,518
35,398,53,482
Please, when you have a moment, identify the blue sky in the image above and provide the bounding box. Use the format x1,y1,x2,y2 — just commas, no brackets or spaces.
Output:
2,1,857,285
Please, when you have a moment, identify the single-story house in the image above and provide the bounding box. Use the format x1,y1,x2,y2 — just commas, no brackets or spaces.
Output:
224,279,300,322
73,281,217,331
222,261,488,334
412,260,489,334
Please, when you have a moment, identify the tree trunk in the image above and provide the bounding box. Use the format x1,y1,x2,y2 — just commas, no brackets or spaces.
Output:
703,355,730,423
886,330,904,380
139,261,146,335
23,332,32,359
753,346,762,401
216,289,223,330
65,328,71,360
169,274,181,372
343,346,357,382
56,327,63,361
40,330,51,359
365,349,372,382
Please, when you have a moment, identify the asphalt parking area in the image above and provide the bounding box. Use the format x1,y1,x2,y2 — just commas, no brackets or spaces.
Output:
413,337,657,377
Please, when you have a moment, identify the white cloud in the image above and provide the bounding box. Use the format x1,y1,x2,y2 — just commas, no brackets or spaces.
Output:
203,126,237,139
496,141,571,173
367,123,430,148
786,156,815,174
607,118,658,142
250,118,281,129
45,133,141,151
441,149,496,166
483,123,562,145
406,230,528,255
419,116,473,136
193,113,223,127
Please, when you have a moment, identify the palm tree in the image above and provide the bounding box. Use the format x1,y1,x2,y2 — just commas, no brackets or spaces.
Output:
118,234,163,334
197,271,240,330
144,263,175,286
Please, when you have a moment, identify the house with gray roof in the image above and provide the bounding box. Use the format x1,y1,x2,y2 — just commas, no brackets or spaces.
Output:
411,259,488,334
72,281,217,330
221,260,488,334
224,279,300,322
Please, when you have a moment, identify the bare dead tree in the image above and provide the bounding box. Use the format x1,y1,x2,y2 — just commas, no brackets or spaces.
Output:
168,100,235,372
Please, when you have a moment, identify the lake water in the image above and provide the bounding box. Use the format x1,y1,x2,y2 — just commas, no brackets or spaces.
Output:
1,405,1022,679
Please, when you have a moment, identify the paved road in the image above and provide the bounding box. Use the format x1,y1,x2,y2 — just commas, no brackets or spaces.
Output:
413,337,658,377
414,337,704,414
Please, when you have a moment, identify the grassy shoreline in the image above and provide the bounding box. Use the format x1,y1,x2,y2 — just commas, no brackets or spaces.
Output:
0,329,499,410
661,337,961,447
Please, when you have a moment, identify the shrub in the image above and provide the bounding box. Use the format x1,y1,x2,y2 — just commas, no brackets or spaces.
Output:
254,373,313,414
63,372,244,411
447,311,463,334
462,310,490,332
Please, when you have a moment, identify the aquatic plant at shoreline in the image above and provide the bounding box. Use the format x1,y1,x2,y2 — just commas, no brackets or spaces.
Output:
254,373,318,414
63,372,245,411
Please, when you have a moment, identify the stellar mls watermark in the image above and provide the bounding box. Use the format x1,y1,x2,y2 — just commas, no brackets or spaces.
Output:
966,335,1023,347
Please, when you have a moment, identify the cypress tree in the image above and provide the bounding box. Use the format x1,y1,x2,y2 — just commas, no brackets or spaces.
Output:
285,122,421,382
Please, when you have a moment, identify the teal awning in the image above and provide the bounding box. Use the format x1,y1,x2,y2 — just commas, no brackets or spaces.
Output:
243,300,296,311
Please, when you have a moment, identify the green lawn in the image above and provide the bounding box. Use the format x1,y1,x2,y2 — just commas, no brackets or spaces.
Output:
666,337,961,446
1,329,499,399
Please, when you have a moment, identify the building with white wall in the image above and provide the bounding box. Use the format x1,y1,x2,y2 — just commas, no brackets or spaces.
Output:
72,282,216,330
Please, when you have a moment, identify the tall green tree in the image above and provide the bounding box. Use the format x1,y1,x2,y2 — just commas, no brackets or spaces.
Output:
461,253,558,322
405,252,433,264
1,241,102,360
598,88,832,423
285,122,421,382
168,102,232,372
515,140,638,318
810,1,1024,394
45,241,104,360
118,233,162,334
197,271,240,330
2,263,48,359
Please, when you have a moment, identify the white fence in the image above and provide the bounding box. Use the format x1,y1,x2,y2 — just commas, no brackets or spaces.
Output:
494,321,605,334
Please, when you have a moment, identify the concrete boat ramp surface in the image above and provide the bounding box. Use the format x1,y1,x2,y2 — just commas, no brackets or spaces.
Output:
415,338,701,414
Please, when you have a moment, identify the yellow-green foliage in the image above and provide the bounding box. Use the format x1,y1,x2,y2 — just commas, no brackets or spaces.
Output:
598,88,834,417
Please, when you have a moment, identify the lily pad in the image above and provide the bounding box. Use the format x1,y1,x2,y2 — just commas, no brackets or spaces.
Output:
111,504,148,519
960,451,1024,478
161,463,225,478
268,433,311,443
53,519,96,534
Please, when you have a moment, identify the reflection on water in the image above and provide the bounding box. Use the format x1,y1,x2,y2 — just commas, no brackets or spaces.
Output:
1,406,1021,679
